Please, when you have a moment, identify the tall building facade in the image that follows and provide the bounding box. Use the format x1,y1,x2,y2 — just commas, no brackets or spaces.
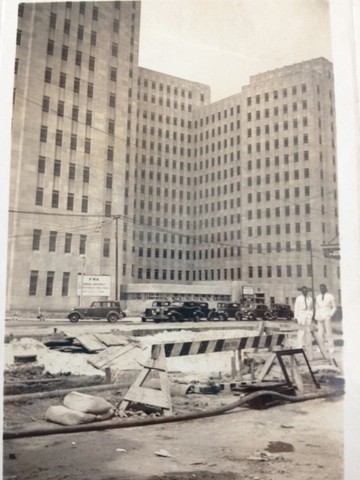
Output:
7,1,340,313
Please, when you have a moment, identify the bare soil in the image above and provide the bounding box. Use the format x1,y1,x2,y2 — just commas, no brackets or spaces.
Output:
3,377,344,480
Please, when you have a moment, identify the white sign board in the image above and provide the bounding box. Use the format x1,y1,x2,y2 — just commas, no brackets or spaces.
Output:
242,286,254,295
77,275,111,296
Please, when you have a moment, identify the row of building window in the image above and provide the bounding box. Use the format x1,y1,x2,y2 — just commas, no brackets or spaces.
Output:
246,136,309,154
32,230,87,255
44,68,94,97
139,93,193,112
40,127,92,153
135,264,315,282
246,117,308,135
192,105,241,128
28,270,70,296
38,157,90,181
246,85,307,105
30,227,317,258
27,261,325,297
35,189,111,215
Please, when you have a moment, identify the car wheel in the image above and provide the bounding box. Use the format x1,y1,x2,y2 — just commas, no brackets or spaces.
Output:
218,313,227,321
264,312,273,320
107,313,119,323
141,317,147,322
193,312,201,322
235,311,242,321
69,313,80,323
248,313,256,321
207,311,217,321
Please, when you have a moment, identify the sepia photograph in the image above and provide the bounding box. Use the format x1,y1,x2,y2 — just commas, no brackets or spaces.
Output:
0,0,359,478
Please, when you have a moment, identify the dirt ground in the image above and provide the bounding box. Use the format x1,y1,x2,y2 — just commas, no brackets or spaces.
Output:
3,378,344,480
2,322,345,479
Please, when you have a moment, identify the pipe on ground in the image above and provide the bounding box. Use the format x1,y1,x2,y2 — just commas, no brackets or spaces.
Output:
3,388,343,440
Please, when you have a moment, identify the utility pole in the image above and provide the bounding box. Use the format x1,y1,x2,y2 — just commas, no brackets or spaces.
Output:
115,216,119,300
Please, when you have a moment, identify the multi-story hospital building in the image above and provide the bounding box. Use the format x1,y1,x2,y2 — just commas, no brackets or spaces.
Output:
7,1,340,313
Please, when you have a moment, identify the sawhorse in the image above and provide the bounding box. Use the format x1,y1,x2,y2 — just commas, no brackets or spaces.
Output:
257,348,320,392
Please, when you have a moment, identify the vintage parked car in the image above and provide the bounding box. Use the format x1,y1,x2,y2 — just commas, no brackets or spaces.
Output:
207,302,242,321
270,303,294,320
141,300,172,322
162,301,204,323
240,303,274,321
67,300,126,323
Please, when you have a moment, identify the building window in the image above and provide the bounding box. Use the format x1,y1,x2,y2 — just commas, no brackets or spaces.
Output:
296,265,302,277
54,159,61,176
64,233,72,253
38,156,46,173
113,19,119,32
85,138,91,153
64,19,70,34
61,45,68,61
29,270,38,296
57,101,64,117
40,126,47,143
110,67,117,81
42,96,50,112
107,147,114,161
32,229,41,250
70,134,77,150
47,39,54,55
106,173,113,189
35,187,43,206
69,163,76,180
112,43,118,56
62,272,70,296
79,2,86,14
89,56,95,71
91,31,97,45
109,93,116,107
105,201,112,217
67,193,74,211
72,106,79,121
79,235,87,255
49,231,57,252
73,77,80,93
52,190,59,208
44,67,52,83
83,167,90,183
45,271,55,296
59,72,66,88
103,238,110,257
92,6,98,20
75,50,82,66
86,110,92,126
77,25,84,40
81,196,88,213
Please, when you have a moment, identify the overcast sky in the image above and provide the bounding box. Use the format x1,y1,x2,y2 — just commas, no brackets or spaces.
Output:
139,0,332,102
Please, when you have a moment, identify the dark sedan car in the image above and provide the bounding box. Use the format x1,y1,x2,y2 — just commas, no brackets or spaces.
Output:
67,300,126,323
240,303,274,321
271,303,294,320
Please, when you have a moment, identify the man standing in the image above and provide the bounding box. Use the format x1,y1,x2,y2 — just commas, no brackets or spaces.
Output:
294,286,314,359
315,283,336,354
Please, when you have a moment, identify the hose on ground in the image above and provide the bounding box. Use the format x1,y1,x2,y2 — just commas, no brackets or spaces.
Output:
3,388,343,440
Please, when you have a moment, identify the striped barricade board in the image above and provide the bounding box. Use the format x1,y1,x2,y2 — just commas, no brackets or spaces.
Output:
152,334,286,358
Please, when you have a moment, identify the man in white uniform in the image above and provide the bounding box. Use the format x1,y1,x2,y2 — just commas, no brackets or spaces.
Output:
315,283,336,354
294,286,314,359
